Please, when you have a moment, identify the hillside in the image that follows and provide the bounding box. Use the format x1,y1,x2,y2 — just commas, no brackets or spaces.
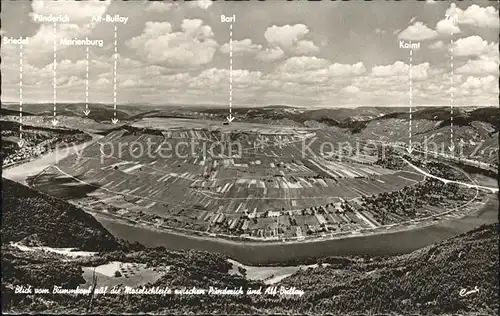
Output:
380,107,499,131
0,108,33,116
1,180,498,314
2,178,120,251
2,104,497,135
0,103,148,120
278,222,499,315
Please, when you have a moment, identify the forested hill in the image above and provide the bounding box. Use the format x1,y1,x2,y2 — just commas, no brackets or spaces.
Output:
277,222,499,315
2,178,120,251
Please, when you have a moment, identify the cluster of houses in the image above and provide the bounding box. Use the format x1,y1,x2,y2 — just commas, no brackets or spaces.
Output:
3,139,52,167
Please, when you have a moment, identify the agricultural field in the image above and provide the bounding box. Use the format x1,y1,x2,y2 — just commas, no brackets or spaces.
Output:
27,116,481,242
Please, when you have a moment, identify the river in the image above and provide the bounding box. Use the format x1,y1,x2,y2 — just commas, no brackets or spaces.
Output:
4,134,498,265
93,195,498,265
3,134,102,185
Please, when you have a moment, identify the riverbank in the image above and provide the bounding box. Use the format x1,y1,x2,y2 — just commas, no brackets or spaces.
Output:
2,134,102,185
92,194,498,265
5,132,497,265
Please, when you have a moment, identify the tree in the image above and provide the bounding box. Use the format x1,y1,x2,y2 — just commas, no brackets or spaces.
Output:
238,266,247,277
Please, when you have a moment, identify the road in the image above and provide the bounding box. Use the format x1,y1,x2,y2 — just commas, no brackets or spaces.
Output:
401,157,498,194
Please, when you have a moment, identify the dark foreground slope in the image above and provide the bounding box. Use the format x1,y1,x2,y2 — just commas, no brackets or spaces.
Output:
2,178,119,251
278,222,499,315
1,178,498,315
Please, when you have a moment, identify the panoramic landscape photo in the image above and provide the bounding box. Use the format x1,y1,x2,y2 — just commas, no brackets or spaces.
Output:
1,0,499,315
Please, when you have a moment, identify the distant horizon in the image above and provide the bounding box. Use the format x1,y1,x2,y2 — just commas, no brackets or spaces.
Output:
0,100,497,110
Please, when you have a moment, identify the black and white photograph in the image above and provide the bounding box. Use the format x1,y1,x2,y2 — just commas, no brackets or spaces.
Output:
1,0,499,314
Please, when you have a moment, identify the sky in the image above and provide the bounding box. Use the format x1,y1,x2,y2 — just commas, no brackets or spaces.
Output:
1,0,499,108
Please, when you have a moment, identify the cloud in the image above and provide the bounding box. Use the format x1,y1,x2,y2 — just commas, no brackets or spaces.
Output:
21,0,111,61
96,77,110,86
460,75,498,94
371,61,429,80
220,39,262,55
428,40,445,50
255,47,285,62
188,68,262,89
294,40,320,55
328,62,366,77
189,0,213,10
266,57,366,85
2,55,112,89
392,28,401,36
127,20,219,67
181,19,214,38
277,56,330,73
342,85,360,93
265,24,309,48
435,18,461,35
432,4,500,36
480,43,500,62
264,24,320,55
86,66,263,95
412,62,431,81
145,1,174,12
30,0,110,23
397,21,438,41
371,61,407,77
446,3,500,29
460,76,482,90
4,0,497,107
456,59,499,76
452,36,497,57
